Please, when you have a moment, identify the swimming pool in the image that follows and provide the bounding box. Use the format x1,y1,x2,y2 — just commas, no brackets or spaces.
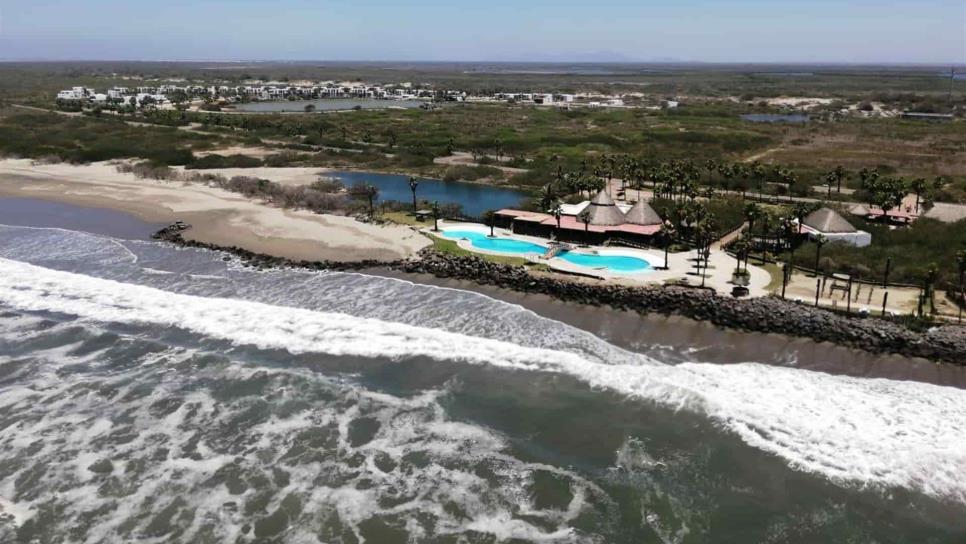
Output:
442,230,651,273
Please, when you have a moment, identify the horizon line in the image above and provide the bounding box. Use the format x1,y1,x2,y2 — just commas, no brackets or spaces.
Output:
1,58,965,68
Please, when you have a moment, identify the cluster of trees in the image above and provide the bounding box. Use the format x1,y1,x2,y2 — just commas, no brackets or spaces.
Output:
538,154,859,209
856,167,949,216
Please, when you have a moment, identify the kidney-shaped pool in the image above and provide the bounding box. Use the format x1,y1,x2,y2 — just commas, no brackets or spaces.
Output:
442,230,652,273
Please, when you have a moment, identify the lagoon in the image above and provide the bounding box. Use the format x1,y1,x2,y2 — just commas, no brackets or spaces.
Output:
232,98,428,113
330,171,530,217
741,113,810,123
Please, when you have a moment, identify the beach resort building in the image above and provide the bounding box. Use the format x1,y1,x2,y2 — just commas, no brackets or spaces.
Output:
496,190,664,246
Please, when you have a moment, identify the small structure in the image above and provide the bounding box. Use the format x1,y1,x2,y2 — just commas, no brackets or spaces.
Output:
800,207,871,247
584,191,626,226
623,200,663,227
900,112,954,122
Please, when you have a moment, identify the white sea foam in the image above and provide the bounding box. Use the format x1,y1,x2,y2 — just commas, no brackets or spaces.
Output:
1,257,965,508
0,303,610,542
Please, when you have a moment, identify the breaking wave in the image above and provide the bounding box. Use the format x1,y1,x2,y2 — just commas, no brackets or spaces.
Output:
1,255,965,510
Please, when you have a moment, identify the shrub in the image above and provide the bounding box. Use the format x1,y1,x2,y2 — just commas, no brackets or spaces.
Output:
188,154,263,169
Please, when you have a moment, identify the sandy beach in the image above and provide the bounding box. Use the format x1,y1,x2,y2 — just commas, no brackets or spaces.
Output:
0,159,429,262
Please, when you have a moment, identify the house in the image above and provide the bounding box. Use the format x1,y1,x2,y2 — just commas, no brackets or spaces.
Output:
56,89,84,100
800,207,871,247
533,93,554,105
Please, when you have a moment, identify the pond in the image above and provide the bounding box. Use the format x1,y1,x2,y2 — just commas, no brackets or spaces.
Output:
741,113,810,124
329,171,530,217
232,98,429,113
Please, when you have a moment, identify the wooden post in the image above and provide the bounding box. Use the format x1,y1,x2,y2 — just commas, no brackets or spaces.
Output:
883,257,891,288
882,291,889,317
781,263,789,299
815,277,821,307
846,278,852,314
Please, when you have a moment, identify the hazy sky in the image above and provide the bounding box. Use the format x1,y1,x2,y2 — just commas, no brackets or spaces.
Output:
1,0,964,64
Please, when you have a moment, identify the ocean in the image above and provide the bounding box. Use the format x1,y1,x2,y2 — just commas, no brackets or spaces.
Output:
0,202,964,542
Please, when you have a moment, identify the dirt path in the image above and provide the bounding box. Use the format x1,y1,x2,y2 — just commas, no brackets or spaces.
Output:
742,145,784,163
434,152,529,175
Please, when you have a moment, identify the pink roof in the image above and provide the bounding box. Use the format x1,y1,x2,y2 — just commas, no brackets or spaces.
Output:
495,209,538,218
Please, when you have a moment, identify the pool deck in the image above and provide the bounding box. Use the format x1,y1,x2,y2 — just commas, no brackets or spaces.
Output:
430,221,772,297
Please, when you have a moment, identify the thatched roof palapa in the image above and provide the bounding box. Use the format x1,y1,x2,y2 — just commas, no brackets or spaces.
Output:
623,200,663,226
803,207,857,233
584,190,626,226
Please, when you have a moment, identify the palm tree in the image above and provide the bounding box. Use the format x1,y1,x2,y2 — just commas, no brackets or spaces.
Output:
552,202,563,233
660,221,677,270
539,184,556,211
792,201,814,234
431,200,440,232
911,177,927,213
484,210,497,237
743,202,763,235
704,159,717,185
731,235,750,276
364,185,378,219
922,264,940,316
408,176,419,214
813,234,828,274
954,250,966,322
578,209,591,232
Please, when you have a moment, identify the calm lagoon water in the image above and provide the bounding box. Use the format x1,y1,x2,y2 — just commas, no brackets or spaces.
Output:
233,98,427,112
0,203,964,542
741,113,810,123
331,170,530,217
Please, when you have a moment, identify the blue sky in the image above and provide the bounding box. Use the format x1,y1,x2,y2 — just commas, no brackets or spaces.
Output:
0,0,963,63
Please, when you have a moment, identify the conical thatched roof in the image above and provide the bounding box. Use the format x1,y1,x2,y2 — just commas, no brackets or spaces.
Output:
623,200,663,226
585,190,625,226
803,207,857,233
847,204,870,216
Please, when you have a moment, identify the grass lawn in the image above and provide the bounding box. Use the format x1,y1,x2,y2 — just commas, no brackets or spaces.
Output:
381,211,426,226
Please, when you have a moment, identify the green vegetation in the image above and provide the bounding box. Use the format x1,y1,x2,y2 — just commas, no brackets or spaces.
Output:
3,62,965,297
187,153,262,169
791,217,966,289
0,109,215,165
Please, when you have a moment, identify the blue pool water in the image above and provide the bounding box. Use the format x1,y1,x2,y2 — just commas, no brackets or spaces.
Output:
443,230,651,273
557,252,652,272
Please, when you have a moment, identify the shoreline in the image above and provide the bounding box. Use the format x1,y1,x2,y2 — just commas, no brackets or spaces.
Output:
0,193,962,383
370,267,966,387
152,222,966,367
0,159,430,262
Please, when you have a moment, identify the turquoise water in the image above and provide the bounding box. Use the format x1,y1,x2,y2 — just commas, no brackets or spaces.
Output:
443,230,651,272
444,230,547,254
558,251,652,272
